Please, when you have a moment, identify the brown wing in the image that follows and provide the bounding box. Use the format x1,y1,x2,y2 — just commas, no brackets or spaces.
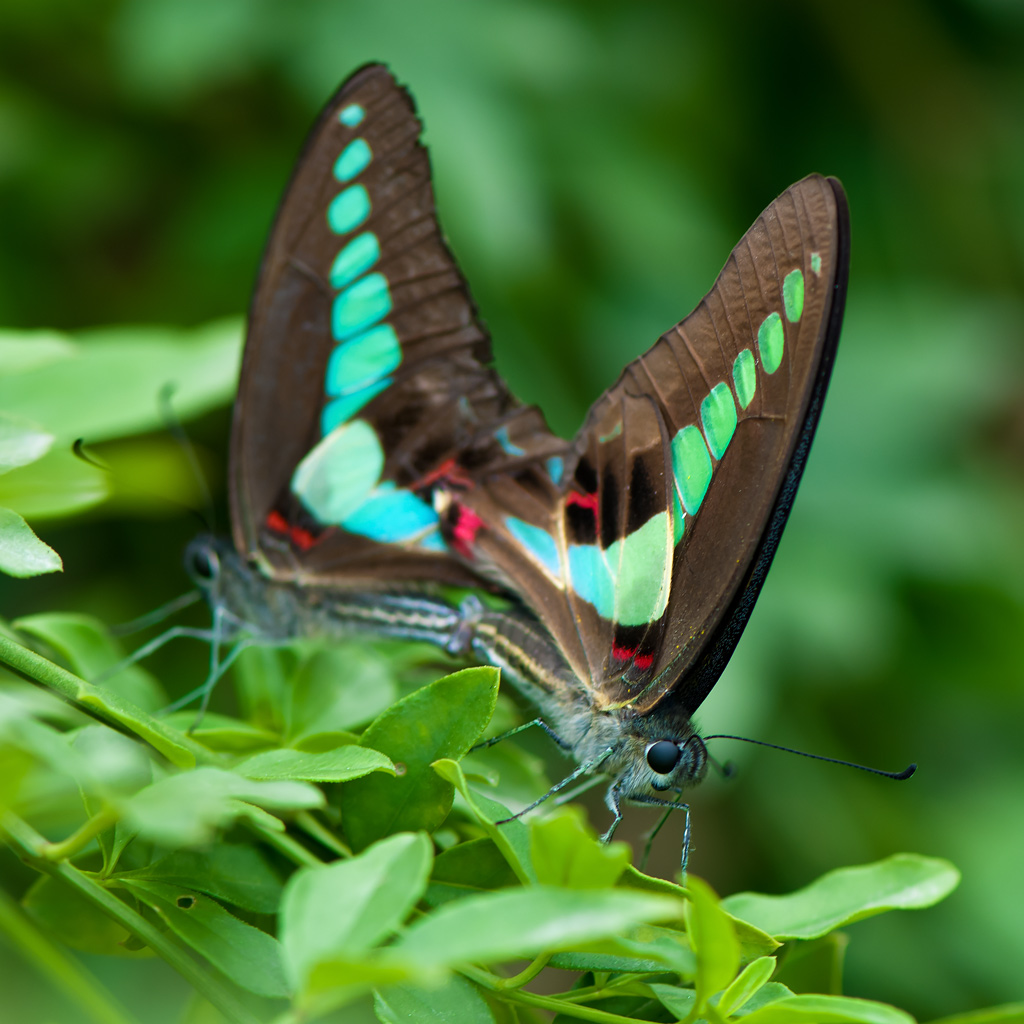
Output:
444,174,849,713
230,63,564,588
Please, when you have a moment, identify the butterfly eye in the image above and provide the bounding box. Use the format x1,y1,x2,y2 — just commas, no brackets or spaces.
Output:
186,545,218,584
646,740,681,775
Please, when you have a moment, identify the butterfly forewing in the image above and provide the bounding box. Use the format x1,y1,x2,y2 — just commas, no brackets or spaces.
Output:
231,64,563,587
447,174,848,714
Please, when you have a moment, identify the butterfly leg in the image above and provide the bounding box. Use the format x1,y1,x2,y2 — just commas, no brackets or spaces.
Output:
471,717,569,753
628,793,692,875
600,782,624,843
495,747,613,825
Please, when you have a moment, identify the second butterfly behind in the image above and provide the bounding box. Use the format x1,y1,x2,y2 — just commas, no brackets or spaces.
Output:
184,64,850,863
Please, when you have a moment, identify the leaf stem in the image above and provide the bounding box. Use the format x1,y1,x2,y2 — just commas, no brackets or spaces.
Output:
2,813,264,1024
294,811,352,858
495,953,550,990
0,632,214,768
42,806,119,862
0,886,142,1024
247,818,325,869
462,964,654,1024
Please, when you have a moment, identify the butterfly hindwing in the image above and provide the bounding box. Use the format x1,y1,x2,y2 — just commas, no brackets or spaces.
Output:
445,174,848,713
231,64,563,587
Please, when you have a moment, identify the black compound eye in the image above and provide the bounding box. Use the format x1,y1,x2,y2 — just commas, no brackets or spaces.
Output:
186,545,217,583
646,740,681,775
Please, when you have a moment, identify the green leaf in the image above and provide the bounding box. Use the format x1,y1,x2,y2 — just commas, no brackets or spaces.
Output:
280,832,432,990
16,613,164,711
686,876,740,1012
116,844,284,913
735,983,797,1017
340,667,499,850
164,711,280,753
737,993,915,1024
721,854,960,940
22,875,147,957
774,933,847,995
121,879,289,999
390,885,684,967
432,757,534,884
0,446,108,519
0,330,76,375
0,319,241,444
719,955,777,1016
0,415,53,473
427,838,519,907
374,975,496,1023
549,923,696,976
287,645,398,739
303,956,429,1017
121,766,322,846
234,744,394,782
530,805,631,889
0,507,62,576
649,982,697,1020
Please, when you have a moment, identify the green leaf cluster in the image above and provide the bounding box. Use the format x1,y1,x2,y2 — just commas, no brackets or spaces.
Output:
0,616,968,1024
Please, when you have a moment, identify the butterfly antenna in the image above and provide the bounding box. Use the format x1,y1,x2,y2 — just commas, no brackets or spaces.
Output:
158,383,216,532
703,734,916,780
72,438,211,530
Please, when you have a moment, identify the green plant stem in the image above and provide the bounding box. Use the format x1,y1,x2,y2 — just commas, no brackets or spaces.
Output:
0,632,214,768
495,953,550,990
43,806,119,862
0,886,142,1024
295,810,352,858
247,818,325,869
462,965,653,1024
2,813,263,1024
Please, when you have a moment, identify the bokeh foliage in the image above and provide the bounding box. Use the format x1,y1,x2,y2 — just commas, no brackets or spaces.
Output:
1,0,1022,1021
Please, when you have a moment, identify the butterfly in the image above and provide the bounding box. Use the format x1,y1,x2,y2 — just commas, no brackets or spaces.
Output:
184,63,850,862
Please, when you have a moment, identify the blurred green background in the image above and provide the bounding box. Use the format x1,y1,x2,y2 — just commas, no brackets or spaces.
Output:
1,0,1022,1021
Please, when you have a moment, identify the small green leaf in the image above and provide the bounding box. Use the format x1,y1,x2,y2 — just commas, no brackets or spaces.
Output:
649,982,697,1020
550,923,696,977
287,645,398,739
164,711,280,752
0,507,62,577
0,416,53,473
530,805,631,889
121,879,289,998
374,974,496,1023
719,955,777,1016
774,933,847,995
686,876,740,1012
433,757,534,884
16,613,164,711
280,832,432,990
428,837,519,907
722,854,960,940
735,983,797,1017
22,875,146,957
235,744,394,782
390,885,684,968
121,766,322,846
116,844,284,913
340,667,499,850
737,993,915,1024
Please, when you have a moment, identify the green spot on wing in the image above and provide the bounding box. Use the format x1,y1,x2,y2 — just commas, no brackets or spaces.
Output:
700,382,738,461
339,104,365,127
327,185,370,235
757,312,784,374
333,138,372,182
810,251,822,274
733,349,756,409
671,425,712,516
783,269,804,322
606,511,672,625
292,419,383,524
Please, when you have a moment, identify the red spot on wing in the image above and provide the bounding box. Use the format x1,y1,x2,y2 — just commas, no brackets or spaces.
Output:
566,491,599,512
611,644,654,672
611,643,635,662
633,652,654,671
265,510,319,552
451,505,484,558
411,458,474,492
